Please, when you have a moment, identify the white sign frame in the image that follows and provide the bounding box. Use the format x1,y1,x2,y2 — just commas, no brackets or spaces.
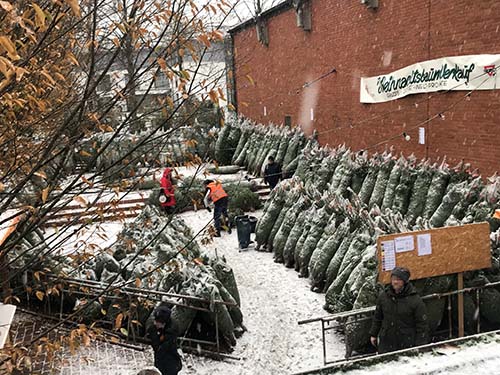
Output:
360,54,500,103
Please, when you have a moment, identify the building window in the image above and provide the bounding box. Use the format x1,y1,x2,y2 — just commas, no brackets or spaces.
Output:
284,115,292,127
154,72,169,89
123,73,130,87
97,74,111,92
361,0,379,9
97,97,107,109
293,0,312,31
256,19,269,46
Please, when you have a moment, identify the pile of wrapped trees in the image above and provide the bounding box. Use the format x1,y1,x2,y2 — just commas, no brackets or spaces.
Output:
71,204,244,348
67,124,217,178
214,115,313,175
241,132,500,353
9,204,243,350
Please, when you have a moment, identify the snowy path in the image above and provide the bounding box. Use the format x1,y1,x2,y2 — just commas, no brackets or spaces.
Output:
180,210,344,375
40,207,345,375
343,339,500,375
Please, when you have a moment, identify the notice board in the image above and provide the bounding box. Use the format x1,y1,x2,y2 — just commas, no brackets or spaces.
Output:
377,222,491,284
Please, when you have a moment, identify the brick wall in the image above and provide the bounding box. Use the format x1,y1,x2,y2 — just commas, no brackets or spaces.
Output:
231,0,500,176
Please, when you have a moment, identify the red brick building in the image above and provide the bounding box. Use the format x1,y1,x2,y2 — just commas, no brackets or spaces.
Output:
227,0,500,176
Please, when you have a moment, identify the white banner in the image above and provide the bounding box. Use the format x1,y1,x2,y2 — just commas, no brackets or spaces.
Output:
360,54,500,103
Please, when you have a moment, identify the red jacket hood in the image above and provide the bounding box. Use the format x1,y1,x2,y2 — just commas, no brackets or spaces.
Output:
162,168,172,178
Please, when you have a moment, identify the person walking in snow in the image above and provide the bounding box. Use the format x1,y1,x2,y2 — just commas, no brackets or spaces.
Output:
203,179,231,237
160,167,176,214
147,306,182,375
369,267,429,353
263,156,282,190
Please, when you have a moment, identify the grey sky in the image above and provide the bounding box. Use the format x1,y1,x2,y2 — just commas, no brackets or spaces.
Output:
196,0,285,29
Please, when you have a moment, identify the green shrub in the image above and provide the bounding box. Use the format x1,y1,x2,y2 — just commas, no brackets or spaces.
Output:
176,184,206,210
147,188,162,207
226,183,262,213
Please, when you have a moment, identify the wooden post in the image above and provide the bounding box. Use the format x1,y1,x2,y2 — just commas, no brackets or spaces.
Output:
447,295,453,338
457,272,464,337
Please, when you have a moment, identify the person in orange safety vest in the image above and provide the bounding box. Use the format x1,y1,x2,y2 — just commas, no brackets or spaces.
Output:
203,179,231,237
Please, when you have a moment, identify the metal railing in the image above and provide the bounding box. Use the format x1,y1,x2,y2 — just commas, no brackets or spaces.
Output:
21,274,240,360
298,280,500,366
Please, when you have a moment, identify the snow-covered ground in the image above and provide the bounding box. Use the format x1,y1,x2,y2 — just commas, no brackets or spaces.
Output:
333,338,500,375
179,209,344,375
44,221,125,255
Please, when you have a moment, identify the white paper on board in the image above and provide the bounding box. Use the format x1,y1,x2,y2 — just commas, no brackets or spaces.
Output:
381,240,396,271
395,235,414,253
417,233,432,256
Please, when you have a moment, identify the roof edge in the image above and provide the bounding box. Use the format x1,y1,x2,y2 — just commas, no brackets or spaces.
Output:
228,1,292,34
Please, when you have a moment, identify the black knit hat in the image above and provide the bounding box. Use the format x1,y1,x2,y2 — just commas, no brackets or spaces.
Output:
391,267,411,283
153,305,172,325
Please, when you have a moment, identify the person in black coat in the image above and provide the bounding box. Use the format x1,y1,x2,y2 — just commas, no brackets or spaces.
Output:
147,306,182,375
369,267,429,353
264,156,282,190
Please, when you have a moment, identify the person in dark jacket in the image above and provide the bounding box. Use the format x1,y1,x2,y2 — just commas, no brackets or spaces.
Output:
369,267,429,353
263,156,282,190
159,168,176,214
147,306,182,375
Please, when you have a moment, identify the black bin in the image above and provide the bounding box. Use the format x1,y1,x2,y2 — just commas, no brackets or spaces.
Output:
248,216,258,233
235,215,252,249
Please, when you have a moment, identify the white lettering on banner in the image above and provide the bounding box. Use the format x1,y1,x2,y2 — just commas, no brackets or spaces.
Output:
360,54,500,103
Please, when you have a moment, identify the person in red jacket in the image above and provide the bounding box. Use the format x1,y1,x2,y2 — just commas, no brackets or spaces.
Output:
160,168,176,214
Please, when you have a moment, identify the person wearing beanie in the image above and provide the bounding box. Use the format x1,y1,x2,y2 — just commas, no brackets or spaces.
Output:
147,305,182,375
263,155,282,190
369,267,429,353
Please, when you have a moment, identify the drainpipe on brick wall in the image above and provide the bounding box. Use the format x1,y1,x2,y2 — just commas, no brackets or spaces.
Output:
224,35,238,112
